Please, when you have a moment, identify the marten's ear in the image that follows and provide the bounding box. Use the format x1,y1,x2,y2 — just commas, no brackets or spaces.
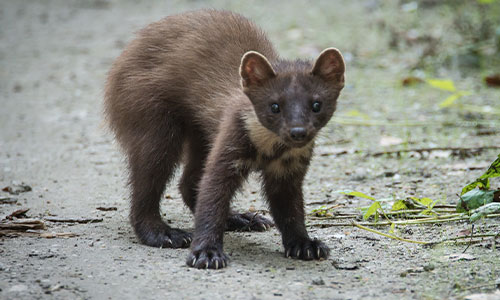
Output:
312,48,345,87
240,51,276,88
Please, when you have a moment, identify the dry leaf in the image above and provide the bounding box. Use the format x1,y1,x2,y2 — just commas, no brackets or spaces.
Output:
96,207,117,211
40,232,79,239
401,76,424,86
484,74,500,88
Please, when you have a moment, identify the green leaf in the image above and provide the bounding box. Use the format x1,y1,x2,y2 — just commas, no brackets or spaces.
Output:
364,202,381,220
470,203,500,222
478,0,495,4
420,208,436,216
439,91,472,108
389,222,396,234
461,154,500,195
456,189,498,212
341,191,376,201
461,178,490,195
391,200,408,211
429,199,439,209
311,206,329,217
426,79,456,92
344,109,371,120
410,197,434,208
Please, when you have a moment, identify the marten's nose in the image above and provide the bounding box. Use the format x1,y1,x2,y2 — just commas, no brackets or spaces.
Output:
290,127,307,141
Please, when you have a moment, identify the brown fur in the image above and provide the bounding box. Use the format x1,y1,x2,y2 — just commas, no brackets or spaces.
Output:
104,9,345,269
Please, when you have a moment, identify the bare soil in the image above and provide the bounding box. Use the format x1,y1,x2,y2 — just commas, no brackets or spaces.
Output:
1,1,499,299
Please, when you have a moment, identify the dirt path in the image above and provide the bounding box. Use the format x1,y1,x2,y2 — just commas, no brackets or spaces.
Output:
1,1,499,299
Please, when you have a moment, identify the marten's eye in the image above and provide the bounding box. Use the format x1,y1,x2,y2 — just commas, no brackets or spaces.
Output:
270,103,280,114
312,101,322,113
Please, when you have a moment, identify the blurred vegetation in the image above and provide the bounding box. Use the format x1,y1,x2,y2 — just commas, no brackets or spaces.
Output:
389,0,500,73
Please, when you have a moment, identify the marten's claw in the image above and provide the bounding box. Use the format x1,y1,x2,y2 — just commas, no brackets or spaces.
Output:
186,247,229,269
284,238,330,261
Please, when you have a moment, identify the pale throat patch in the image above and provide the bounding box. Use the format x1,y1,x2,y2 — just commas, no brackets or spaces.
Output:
243,109,283,157
242,110,314,177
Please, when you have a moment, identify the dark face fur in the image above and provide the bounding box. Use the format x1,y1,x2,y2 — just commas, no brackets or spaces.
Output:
240,49,345,148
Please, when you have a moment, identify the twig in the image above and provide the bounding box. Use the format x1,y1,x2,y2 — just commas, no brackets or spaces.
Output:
308,216,465,227
319,146,500,158
307,200,337,205
370,146,500,157
460,282,500,291
352,221,430,244
309,215,355,220
344,222,499,247
438,233,499,242
307,213,500,228
462,224,474,254
384,209,458,216
44,217,103,224
308,204,344,216
333,117,500,128
433,205,458,209
310,212,464,223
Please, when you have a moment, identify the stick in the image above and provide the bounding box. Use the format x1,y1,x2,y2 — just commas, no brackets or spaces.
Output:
44,217,103,223
333,117,500,128
319,145,500,158
309,213,500,228
370,146,500,157
0,219,46,230
352,221,430,244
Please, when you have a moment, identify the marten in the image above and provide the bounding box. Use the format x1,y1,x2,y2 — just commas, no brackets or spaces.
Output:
104,9,345,269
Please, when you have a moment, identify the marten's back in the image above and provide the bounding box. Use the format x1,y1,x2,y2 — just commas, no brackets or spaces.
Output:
105,10,278,144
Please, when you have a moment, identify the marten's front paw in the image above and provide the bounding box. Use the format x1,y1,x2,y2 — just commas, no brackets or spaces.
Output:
226,212,274,232
186,246,229,269
284,238,330,261
133,219,192,248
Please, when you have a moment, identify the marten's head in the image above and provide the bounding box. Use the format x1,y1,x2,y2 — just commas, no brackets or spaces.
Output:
240,48,345,148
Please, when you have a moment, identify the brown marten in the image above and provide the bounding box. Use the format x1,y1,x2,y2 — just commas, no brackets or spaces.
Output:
104,9,345,269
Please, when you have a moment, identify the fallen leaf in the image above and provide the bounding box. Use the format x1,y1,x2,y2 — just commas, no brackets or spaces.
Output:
340,191,376,200
2,183,32,195
457,189,498,212
401,76,424,87
0,218,45,231
462,154,500,195
40,232,79,239
96,207,117,211
426,79,456,92
484,74,500,88
5,208,30,220
439,91,472,108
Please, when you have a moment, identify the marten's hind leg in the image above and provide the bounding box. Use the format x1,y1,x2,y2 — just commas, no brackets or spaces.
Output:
128,119,191,248
179,135,209,213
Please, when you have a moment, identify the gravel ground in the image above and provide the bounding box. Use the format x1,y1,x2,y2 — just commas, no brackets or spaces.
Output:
1,1,499,299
